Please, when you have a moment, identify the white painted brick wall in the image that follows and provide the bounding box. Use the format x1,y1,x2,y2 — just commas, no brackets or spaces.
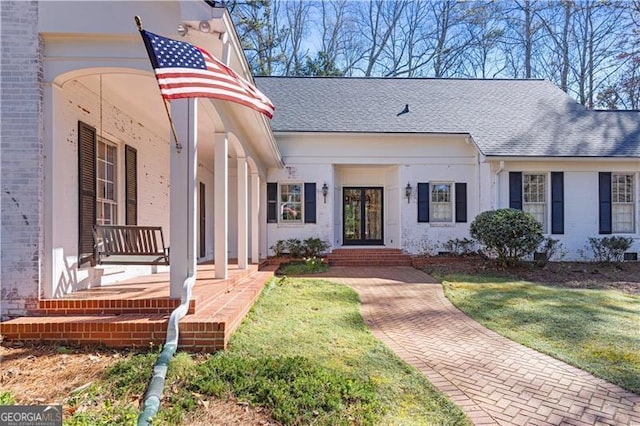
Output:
50,79,171,296
1,1,43,319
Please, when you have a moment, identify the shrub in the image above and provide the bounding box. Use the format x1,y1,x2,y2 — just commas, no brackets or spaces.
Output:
286,238,304,258
270,238,330,258
270,240,287,257
302,237,330,257
442,238,478,257
534,237,565,267
470,208,544,267
586,236,633,262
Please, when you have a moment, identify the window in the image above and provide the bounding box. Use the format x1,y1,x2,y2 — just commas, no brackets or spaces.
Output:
96,136,118,225
612,173,634,233
78,121,137,264
418,182,467,223
267,182,316,224
430,183,452,223
523,173,546,232
280,183,302,222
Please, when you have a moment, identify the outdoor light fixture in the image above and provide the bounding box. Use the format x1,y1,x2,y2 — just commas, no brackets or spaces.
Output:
199,20,211,33
405,182,412,203
176,23,188,36
322,182,329,203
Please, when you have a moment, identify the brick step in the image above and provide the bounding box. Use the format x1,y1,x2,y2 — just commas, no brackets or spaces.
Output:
179,268,275,351
330,249,405,254
0,313,170,349
327,249,412,266
35,298,195,316
0,266,277,352
329,260,412,264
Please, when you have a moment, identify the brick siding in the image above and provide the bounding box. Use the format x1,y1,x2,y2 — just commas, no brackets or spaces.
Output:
1,1,43,319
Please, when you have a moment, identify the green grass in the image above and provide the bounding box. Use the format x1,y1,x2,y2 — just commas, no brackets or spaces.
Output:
0,391,15,405
65,277,469,425
222,277,468,425
277,258,330,275
441,274,640,394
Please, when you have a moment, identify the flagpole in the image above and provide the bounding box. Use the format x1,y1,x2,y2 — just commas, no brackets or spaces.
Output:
135,16,183,153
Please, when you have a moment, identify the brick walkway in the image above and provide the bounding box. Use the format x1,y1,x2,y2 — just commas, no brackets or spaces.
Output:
314,266,640,426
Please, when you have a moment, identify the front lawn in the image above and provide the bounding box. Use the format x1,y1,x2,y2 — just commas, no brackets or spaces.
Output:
441,274,640,394
63,277,469,425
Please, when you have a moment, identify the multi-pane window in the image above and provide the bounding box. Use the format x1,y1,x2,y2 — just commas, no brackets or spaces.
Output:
97,137,118,225
523,174,546,232
280,183,302,222
430,183,452,222
612,173,634,233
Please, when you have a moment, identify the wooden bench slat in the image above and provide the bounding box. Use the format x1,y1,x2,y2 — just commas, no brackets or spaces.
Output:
93,225,169,266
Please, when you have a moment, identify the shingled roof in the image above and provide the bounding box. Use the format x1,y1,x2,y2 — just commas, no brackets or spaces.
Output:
255,77,640,158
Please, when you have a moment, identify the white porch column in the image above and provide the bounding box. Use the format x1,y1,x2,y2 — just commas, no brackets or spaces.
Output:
214,132,229,279
169,99,198,298
237,158,248,269
43,83,62,298
250,172,260,264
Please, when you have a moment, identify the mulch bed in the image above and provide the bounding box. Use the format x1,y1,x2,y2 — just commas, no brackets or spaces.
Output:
420,257,640,294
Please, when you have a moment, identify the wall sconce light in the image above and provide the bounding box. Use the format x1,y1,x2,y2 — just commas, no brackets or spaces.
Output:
322,182,329,203
405,182,412,203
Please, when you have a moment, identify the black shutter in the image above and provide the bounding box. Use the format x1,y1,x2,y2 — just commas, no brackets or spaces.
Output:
125,145,137,225
509,172,523,210
599,172,612,234
304,182,316,223
551,172,564,234
199,182,206,258
78,121,97,264
417,183,430,222
267,183,277,223
455,182,467,223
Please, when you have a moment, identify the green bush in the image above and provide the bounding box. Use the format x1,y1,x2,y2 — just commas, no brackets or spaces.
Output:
286,238,304,258
587,236,634,262
470,208,544,267
442,238,478,256
270,240,287,257
534,237,565,267
302,237,330,257
270,238,330,258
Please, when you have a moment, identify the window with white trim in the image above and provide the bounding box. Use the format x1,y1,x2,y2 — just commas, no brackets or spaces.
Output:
523,173,546,232
430,183,453,222
612,173,634,233
280,183,302,222
96,136,118,225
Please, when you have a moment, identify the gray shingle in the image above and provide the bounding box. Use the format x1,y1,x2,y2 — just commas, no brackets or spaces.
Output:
255,77,640,158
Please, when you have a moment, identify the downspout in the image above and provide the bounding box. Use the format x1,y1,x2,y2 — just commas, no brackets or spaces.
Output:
138,96,198,424
495,160,505,209
137,274,196,425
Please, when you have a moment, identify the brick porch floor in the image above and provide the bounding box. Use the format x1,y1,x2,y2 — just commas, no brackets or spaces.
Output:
0,262,277,352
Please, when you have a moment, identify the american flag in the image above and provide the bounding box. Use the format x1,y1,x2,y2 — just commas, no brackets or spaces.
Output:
139,29,274,119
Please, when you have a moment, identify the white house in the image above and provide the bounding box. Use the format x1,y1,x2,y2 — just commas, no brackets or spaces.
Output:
256,77,640,260
1,1,639,320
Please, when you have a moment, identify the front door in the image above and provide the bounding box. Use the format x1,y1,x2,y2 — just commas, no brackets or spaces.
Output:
343,187,383,245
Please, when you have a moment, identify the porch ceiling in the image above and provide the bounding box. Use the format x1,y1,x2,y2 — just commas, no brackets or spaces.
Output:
78,73,219,166
76,72,280,172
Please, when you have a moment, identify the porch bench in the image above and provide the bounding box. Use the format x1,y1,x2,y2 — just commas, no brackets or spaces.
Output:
93,225,169,266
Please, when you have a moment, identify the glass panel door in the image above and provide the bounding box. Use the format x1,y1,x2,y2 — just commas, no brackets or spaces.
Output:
343,187,383,245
